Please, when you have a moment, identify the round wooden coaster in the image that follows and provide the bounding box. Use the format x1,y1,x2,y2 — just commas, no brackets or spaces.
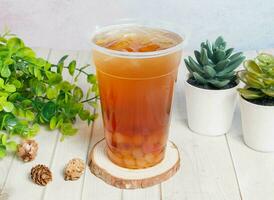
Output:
88,139,180,189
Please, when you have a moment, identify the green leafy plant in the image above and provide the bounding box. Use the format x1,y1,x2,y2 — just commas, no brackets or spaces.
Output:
0,133,17,158
238,53,274,102
184,36,245,89
0,29,98,157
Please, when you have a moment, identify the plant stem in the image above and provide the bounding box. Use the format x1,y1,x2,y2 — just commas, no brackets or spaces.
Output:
81,96,98,103
51,65,90,76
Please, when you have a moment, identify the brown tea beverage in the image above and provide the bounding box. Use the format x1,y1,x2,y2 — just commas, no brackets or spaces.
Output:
92,25,183,169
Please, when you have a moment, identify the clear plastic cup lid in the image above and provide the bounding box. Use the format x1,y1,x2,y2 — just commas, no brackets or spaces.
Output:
90,20,188,58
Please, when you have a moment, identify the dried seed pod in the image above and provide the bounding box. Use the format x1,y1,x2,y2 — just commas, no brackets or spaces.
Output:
31,164,52,186
17,140,38,162
64,158,85,181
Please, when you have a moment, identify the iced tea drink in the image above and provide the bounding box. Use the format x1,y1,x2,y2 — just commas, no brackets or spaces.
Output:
92,25,183,169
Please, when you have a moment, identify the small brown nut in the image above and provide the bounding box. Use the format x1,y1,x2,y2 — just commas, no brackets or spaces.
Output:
31,164,52,186
64,158,85,181
17,140,38,162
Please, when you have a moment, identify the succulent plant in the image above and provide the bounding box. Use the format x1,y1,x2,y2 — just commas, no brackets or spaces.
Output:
238,53,274,100
184,36,245,89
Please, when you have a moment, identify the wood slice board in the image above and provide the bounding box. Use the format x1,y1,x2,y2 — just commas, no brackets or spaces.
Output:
89,139,180,189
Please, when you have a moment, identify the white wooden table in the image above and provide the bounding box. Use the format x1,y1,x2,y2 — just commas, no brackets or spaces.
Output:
0,48,274,200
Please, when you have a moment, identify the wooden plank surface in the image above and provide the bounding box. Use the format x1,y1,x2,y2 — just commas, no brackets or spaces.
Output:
226,49,274,200
1,48,274,200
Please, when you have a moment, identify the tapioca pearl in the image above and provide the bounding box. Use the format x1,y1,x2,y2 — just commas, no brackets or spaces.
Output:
107,149,124,166
153,151,165,163
144,153,155,164
123,156,136,167
108,147,124,158
119,148,132,157
113,132,127,144
149,131,166,144
136,158,147,168
132,148,144,159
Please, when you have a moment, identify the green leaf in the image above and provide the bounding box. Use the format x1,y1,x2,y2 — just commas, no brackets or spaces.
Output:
0,37,7,44
57,55,68,74
218,56,245,75
201,40,213,59
35,58,47,67
208,79,230,88
58,81,74,92
11,80,22,88
87,74,97,84
16,47,36,58
1,134,7,145
215,36,226,49
229,52,244,61
0,147,6,158
73,86,83,101
79,109,90,120
193,72,207,85
4,84,16,92
1,65,11,77
49,116,57,130
215,50,226,61
7,37,24,52
58,55,69,64
244,60,262,74
3,101,14,112
46,71,62,84
262,89,274,97
60,123,77,136
56,118,63,129
31,79,46,96
6,141,17,151
204,65,216,78
25,110,35,121
21,99,32,106
200,48,208,65
225,48,234,59
184,59,193,74
215,59,230,71
188,57,204,75
216,70,235,79
57,62,64,74
34,68,42,80
194,50,202,65
41,101,56,122
0,78,4,87
68,60,76,76
88,101,98,108
238,88,264,99
46,87,58,99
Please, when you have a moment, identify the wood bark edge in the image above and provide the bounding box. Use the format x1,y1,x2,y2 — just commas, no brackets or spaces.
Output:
88,139,180,189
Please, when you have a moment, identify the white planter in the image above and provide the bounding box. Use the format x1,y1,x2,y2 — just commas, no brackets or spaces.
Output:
185,81,238,136
240,96,274,152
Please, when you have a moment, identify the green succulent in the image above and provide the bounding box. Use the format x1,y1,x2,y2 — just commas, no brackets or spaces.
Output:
238,53,274,100
184,36,245,89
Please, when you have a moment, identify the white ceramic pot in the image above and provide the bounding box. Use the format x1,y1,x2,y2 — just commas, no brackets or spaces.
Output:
240,96,274,152
185,81,238,136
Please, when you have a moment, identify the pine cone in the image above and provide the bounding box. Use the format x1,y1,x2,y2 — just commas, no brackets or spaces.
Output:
31,164,52,186
17,140,38,162
64,158,85,181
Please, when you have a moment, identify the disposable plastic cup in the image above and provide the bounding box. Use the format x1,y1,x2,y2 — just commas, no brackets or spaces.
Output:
91,22,186,169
